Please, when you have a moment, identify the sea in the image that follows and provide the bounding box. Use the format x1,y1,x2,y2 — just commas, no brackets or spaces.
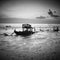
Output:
0,23,60,60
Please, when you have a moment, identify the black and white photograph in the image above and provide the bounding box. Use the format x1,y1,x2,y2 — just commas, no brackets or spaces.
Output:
0,0,60,60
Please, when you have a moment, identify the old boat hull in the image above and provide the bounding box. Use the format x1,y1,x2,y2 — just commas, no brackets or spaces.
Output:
14,30,35,36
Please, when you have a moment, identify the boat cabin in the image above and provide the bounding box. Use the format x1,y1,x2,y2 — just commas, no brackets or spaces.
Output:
22,24,33,32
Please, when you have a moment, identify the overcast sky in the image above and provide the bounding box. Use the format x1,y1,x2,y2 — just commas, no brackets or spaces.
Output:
0,0,60,23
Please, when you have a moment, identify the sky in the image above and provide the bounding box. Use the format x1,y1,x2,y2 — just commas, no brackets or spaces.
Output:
0,0,60,23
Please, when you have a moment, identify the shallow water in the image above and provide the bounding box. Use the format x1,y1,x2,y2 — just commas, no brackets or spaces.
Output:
0,31,60,60
0,24,60,60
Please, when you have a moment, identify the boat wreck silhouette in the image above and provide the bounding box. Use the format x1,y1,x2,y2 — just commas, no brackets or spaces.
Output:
13,24,35,36
53,26,59,32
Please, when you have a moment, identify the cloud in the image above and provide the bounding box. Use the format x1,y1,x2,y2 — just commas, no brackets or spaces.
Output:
36,16,46,19
48,9,60,18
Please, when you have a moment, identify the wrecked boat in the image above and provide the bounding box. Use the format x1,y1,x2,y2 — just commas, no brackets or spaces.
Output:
14,24,35,36
53,26,59,32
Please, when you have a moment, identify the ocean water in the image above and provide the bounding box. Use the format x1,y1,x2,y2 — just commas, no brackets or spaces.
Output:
0,24,60,60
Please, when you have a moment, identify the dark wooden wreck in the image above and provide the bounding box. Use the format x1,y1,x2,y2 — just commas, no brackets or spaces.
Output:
14,24,35,36
53,26,59,32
